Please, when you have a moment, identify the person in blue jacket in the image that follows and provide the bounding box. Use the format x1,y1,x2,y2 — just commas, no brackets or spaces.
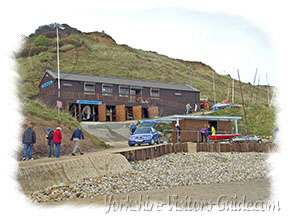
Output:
71,127,84,156
130,123,137,134
175,124,181,143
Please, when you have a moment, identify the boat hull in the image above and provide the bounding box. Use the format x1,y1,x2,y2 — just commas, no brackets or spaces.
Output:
210,134,240,140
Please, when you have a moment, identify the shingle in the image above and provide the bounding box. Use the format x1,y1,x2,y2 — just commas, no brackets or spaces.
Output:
46,70,199,92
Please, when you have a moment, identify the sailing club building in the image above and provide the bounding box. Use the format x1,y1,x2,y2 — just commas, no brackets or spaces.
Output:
32,70,200,121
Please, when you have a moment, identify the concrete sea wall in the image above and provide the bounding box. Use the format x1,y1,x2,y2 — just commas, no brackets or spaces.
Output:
18,153,132,194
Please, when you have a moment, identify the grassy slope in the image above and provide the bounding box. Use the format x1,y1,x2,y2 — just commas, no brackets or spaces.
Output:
17,98,107,159
18,33,271,105
16,28,276,155
206,105,276,136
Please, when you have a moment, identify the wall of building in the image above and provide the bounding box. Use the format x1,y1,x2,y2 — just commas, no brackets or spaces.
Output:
37,73,200,121
172,119,233,143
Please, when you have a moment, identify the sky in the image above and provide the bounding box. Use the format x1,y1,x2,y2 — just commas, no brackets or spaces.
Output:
1,0,288,216
15,4,276,85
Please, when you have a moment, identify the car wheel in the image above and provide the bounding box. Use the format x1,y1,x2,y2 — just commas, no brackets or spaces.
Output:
150,139,155,145
258,140,262,144
129,144,135,147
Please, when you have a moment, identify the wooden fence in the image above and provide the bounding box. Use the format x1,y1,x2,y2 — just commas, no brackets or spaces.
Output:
196,142,277,153
119,143,188,162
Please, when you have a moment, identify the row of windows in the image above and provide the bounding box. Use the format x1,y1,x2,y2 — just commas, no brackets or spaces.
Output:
83,83,160,97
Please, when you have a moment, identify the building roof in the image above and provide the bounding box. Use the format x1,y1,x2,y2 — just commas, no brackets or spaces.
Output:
155,115,242,122
46,70,199,92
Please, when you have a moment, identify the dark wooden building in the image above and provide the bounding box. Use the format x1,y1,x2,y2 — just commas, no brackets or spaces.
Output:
156,115,241,143
32,70,200,121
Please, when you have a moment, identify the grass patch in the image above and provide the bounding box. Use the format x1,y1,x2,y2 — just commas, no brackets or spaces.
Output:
208,104,276,136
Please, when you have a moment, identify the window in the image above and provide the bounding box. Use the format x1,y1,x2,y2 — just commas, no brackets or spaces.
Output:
175,92,182,96
130,89,136,95
84,83,95,92
150,88,160,98
63,83,72,87
119,86,129,97
102,84,112,95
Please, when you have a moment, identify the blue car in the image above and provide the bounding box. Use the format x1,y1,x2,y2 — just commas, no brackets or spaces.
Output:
140,120,156,128
128,127,160,146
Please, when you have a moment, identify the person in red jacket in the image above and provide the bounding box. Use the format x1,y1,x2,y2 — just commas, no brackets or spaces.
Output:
53,127,62,158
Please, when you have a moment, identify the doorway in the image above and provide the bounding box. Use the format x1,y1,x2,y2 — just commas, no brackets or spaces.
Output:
142,107,149,119
69,103,99,121
208,120,217,134
106,105,116,121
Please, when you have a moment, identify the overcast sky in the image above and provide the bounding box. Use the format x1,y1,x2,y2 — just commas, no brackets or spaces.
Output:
5,0,284,86
58,8,276,85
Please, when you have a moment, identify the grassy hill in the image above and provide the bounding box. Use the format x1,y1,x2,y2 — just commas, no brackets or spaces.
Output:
15,24,276,158
17,24,272,105
206,105,276,137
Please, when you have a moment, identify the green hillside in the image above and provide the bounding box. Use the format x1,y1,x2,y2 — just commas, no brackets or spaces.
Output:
207,105,276,137
17,24,272,105
15,23,276,154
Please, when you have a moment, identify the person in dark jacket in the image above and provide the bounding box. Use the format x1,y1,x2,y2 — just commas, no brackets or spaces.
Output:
175,124,181,143
207,124,212,142
71,127,84,156
46,128,54,157
200,124,208,142
22,124,36,161
53,127,62,158
130,123,137,134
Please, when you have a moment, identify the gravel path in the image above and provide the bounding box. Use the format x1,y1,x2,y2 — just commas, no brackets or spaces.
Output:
29,152,269,204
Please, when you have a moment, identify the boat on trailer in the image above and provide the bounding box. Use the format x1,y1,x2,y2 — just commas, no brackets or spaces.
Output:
210,134,241,141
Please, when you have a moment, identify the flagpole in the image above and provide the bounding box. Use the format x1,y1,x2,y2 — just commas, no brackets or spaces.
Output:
56,23,61,117
56,26,60,93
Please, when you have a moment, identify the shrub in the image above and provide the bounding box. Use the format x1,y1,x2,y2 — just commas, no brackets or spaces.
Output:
34,35,48,46
60,35,83,47
59,44,76,52
18,45,48,57
38,52,54,63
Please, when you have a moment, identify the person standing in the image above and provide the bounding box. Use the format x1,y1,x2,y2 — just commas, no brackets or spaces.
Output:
130,123,137,134
200,125,208,142
175,124,181,143
46,128,54,158
207,124,212,142
53,127,62,158
185,103,191,114
211,126,216,136
194,104,198,112
71,127,84,156
22,124,36,161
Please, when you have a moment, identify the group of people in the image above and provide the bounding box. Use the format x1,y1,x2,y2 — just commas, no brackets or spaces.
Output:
200,124,216,142
22,124,85,161
185,103,198,114
174,123,216,143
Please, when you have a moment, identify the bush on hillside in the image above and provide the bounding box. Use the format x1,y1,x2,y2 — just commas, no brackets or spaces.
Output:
60,36,83,47
34,35,48,46
18,45,48,58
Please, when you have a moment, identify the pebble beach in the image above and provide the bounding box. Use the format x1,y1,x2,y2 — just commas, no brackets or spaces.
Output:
29,152,269,203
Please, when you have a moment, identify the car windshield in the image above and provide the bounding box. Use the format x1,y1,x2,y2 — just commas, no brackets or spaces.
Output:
134,128,151,134
140,121,156,128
